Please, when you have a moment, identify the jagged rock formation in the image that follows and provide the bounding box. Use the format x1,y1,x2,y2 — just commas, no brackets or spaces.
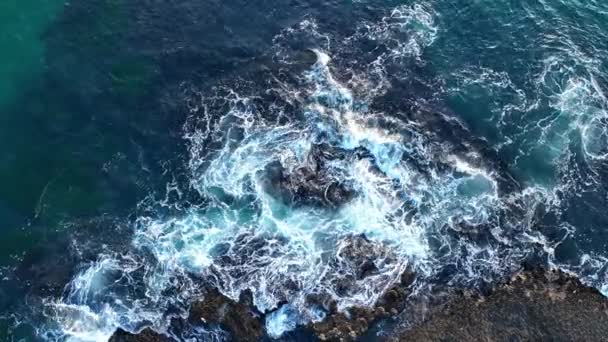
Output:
109,328,171,342
311,268,416,341
260,143,368,207
109,268,608,341
188,288,264,342
109,288,264,342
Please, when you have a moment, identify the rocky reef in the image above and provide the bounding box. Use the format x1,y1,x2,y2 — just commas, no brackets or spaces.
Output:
109,287,263,342
109,266,608,341
310,268,415,341
110,328,172,342
260,143,367,208
393,267,608,341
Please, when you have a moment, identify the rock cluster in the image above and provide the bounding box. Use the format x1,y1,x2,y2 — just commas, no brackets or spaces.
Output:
110,267,608,342
189,288,263,342
311,270,416,341
261,143,369,207
110,288,263,342
110,328,170,342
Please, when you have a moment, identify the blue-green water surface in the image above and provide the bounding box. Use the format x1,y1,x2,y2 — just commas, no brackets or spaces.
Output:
1,1,608,340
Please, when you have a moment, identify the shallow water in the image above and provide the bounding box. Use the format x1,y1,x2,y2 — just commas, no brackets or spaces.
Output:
1,0,608,340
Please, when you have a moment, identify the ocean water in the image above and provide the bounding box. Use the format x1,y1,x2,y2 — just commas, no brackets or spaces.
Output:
1,0,608,340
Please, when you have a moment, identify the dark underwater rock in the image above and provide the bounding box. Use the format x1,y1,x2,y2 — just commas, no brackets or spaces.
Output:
109,328,171,342
14,238,76,298
391,268,608,342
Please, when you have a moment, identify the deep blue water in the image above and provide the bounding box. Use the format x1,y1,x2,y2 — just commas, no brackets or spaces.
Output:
1,0,608,340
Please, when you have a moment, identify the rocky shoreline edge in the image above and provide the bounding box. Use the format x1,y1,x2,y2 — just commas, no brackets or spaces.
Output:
110,267,608,341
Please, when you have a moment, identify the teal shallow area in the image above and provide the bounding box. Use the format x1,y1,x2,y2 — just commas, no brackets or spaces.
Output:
0,0,63,261
0,0,62,106
0,0,173,261
0,1,180,339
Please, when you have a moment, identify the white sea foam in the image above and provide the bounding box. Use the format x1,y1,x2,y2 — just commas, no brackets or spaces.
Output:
357,3,438,61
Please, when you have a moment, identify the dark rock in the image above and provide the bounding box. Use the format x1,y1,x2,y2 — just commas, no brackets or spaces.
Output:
108,264,608,342
310,267,416,341
260,143,367,207
109,328,171,342
390,268,608,341
189,288,263,342
309,267,608,342
108,289,264,342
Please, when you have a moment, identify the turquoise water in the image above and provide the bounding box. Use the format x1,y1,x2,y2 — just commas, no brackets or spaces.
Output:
1,0,608,340
0,0,63,262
